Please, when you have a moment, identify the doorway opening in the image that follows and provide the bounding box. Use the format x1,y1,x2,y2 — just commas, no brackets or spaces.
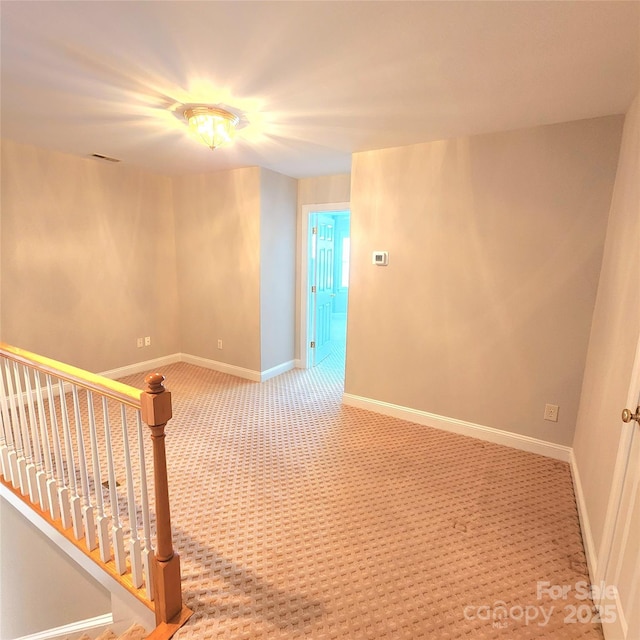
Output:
299,203,350,377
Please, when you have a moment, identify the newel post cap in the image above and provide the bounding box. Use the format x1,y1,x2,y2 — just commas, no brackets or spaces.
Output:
145,372,166,394
140,373,172,426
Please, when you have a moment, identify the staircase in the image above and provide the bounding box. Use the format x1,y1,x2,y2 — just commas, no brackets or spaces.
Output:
0,343,193,639
77,623,147,640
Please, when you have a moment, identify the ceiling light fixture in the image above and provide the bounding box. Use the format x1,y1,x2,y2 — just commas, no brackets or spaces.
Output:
183,105,239,150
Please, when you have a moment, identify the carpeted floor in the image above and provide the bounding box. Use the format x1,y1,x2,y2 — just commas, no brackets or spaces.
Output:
78,623,147,640
119,341,602,640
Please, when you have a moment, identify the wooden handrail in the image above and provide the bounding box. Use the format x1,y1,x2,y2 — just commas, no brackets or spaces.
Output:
0,343,140,408
0,343,192,633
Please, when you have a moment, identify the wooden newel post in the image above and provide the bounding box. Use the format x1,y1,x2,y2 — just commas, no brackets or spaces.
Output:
140,373,183,625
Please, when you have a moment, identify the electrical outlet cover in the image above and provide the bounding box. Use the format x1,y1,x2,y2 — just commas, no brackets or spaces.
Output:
544,404,559,422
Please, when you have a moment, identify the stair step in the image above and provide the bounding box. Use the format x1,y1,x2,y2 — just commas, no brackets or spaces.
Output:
76,623,147,640
116,625,147,640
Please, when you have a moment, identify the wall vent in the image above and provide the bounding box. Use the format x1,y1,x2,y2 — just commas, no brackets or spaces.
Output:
91,153,121,163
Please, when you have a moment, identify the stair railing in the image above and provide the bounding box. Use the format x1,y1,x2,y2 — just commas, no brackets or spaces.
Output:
0,343,191,631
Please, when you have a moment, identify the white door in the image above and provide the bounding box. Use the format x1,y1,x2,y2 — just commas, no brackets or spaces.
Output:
312,214,335,365
599,350,640,639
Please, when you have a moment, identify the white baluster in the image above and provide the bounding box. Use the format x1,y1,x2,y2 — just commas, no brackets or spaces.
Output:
72,387,96,550
104,397,125,574
60,380,82,539
0,412,8,481
0,362,6,479
87,391,109,562
46,375,68,525
121,405,142,588
34,372,57,518
23,367,47,509
13,362,37,501
136,410,154,600
2,360,21,489
0,359,16,483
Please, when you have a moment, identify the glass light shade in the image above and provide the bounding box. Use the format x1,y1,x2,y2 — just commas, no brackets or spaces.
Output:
184,106,239,150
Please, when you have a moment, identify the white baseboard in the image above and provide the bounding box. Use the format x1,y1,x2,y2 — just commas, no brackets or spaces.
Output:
99,353,182,380
569,449,598,582
13,613,113,640
342,393,572,462
101,353,295,384
180,353,261,382
261,360,295,382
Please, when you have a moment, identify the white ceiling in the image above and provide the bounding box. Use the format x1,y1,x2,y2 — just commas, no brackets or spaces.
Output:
1,1,638,178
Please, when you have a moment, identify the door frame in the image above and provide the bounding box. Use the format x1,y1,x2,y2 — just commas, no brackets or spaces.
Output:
595,334,640,635
298,202,350,369
597,334,640,581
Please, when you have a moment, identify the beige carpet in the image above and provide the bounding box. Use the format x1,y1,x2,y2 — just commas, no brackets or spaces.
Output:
119,345,602,640
77,623,147,640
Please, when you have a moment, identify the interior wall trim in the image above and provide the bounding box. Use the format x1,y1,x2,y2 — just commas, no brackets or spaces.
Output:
342,392,572,462
569,449,598,583
179,353,261,382
99,354,297,384
260,360,296,382
100,353,258,382
11,613,113,640
100,354,182,381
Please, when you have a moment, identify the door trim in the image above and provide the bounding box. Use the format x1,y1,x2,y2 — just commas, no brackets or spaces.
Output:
298,202,350,369
570,335,640,600
596,335,640,587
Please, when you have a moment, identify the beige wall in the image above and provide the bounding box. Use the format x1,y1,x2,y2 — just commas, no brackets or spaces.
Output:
1,146,297,377
2,117,631,455
297,174,351,208
346,116,623,445
0,140,179,372
573,95,640,561
172,167,262,371
260,169,297,371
